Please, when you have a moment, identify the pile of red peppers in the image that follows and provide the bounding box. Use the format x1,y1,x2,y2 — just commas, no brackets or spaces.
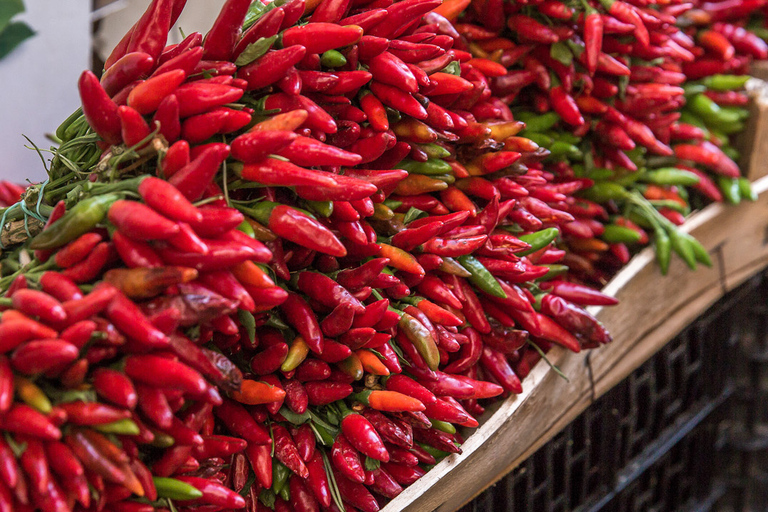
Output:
0,0,764,510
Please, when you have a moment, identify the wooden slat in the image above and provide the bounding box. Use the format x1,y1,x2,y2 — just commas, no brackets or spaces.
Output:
737,79,768,181
381,175,768,512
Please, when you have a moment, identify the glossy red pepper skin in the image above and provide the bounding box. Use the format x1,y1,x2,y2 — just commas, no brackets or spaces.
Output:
79,70,122,145
341,412,390,462
272,425,309,478
331,433,365,483
239,46,308,91
215,398,271,445
202,0,252,61
169,143,231,201
282,23,363,55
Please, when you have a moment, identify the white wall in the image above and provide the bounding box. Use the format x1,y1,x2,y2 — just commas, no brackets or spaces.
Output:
0,0,91,183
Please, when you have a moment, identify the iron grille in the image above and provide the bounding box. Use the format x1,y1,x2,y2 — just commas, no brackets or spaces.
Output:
461,269,768,512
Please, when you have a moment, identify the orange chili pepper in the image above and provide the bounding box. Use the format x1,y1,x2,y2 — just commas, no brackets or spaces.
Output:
355,350,390,376
440,187,477,216
231,379,286,405
378,244,425,277
231,261,275,289
250,110,308,133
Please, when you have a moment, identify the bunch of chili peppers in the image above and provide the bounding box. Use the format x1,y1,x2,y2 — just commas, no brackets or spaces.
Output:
0,0,765,510
450,0,765,283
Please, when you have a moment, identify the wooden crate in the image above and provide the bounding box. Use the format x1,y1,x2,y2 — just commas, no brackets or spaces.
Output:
738,76,768,181
380,175,768,512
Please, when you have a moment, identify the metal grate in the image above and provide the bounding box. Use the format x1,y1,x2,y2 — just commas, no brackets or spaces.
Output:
461,269,768,512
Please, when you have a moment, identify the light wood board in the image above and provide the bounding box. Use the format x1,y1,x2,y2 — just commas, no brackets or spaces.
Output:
380,175,768,512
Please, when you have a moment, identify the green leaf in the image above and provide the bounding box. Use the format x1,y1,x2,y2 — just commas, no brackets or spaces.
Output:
550,41,572,66
0,21,34,61
439,61,461,76
403,207,427,225
364,456,381,471
234,35,277,67
238,310,257,344
0,0,24,34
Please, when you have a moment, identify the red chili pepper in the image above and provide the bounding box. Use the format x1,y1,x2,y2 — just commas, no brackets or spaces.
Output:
215,398,271,444
128,69,187,115
305,451,332,508
331,433,365,483
230,130,298,163
9,288,65,324
272,424,309,478
202,0,252,61
674,141,740,178
101,52,155,97
304,381,353,405
106,291,169,349
168,143,230,201
239,46,308,91
281,23,363,54
109,200,180,241
369,81,428,120
92,368,138,410
60,241,114,284
368,0,442,39
174,476,245,508
241,158,339,189
78,70,122,145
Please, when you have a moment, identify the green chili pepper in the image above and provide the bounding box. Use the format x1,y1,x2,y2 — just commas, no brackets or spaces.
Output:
154,477,204,500
29,193,120,250
687,94,742,127
552,131,581,145
682,83,707,96
647,199,688,214
417,442,450,460
585,168,614,181
641,168,700,186
259,489,277,509
151,432,176,448
238,310,257,346
580,182,629,202
701,74,750,91
320,49,347,68
237,219,256,238
432,173,455,184
430,419,457,434
398,312,439,370
522,132,553,148
655,229,671,275
303,200,334,217
273,461,290,496
516,227,559,256
717,176,741,204
418,143,452,159
93,419,140,435
681,232,712,267
668,228,696,270
399,158,454,176
540,264,569,280
458,255,506,298
518,112,560,133
738,177,757,201
549,141,582,158
601,224,642,244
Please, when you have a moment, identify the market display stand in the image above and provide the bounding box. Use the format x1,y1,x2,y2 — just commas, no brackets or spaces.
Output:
379,116,768,512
